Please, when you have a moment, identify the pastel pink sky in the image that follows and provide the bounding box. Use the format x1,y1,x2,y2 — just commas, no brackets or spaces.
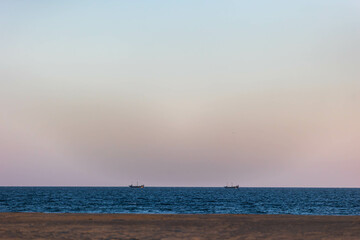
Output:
1,1,359,186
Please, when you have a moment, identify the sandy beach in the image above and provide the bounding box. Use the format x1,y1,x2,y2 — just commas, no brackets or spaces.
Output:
0,213,359,239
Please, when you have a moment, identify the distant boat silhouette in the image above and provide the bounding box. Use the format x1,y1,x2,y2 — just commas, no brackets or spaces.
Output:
224,183,239,189
129,182,144,188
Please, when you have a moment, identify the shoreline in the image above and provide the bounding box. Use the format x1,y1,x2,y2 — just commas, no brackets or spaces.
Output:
0,212,360,218
1,213,359,239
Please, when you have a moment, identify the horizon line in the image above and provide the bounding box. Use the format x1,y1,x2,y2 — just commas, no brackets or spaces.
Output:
1,185,359,189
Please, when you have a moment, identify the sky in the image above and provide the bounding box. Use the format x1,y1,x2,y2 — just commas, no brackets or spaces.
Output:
0,0,359,187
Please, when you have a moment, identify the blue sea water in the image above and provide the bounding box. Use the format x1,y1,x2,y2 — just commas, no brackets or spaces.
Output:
0,187,359,215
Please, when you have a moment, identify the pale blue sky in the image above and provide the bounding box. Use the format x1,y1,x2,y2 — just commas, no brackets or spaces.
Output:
0,1,359,186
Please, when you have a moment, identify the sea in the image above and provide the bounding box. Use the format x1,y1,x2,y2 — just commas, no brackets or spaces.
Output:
0,187,359,215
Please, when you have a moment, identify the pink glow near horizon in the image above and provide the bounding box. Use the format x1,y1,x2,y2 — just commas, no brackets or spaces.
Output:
0,1,359,187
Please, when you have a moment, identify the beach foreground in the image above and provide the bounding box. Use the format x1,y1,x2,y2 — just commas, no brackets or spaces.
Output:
0,213,359,239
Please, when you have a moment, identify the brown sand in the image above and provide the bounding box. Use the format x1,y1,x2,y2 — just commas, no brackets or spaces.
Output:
0,213,359,240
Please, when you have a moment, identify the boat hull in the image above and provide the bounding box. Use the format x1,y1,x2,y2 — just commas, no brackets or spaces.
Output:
224,186,239,189
129,185,144,188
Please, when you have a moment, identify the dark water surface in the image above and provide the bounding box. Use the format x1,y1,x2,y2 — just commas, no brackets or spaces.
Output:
0,187,359,215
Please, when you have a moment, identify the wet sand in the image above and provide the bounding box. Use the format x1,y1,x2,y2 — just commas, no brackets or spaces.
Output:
0,213,359,239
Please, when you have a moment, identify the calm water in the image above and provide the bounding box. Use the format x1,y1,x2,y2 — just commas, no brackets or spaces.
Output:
0,187,359,215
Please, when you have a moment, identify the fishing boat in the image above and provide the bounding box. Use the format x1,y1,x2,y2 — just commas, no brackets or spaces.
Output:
129,182,144,188
224,183,239,189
